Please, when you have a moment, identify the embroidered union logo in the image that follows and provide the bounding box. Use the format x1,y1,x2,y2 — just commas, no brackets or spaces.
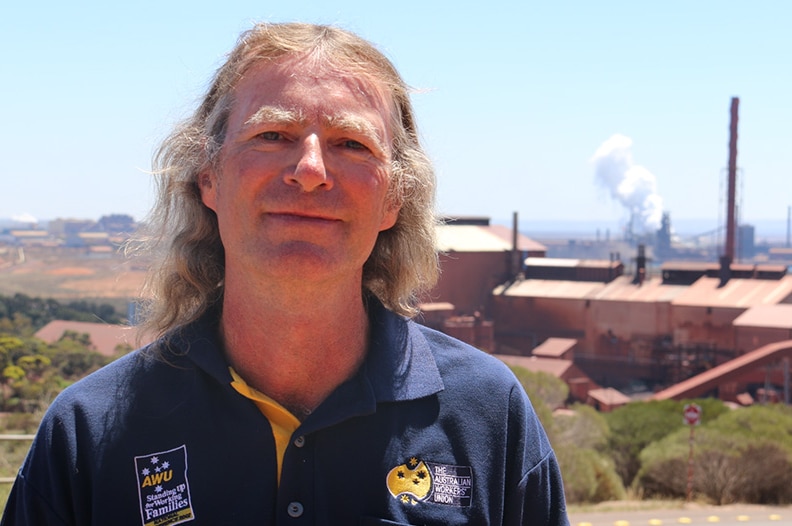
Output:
386,457,472,507
135,445,195,526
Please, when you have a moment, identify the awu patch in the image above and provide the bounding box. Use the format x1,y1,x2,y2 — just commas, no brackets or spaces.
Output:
134,445,195,526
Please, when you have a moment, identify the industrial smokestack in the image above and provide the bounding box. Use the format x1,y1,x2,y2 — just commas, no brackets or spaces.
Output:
725,97,739,261
511,211,521,279
633,244,647,286
720,97,739,286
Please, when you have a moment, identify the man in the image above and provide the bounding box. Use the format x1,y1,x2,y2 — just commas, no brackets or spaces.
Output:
2,23,569,525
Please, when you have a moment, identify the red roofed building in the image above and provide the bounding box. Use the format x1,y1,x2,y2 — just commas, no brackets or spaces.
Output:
531,338,578,360
586,387,631,412
429,217,546,318
489,255,792,396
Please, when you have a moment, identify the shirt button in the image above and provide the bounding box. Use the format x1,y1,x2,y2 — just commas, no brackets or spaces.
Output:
287,501,304,518
293,435,305,448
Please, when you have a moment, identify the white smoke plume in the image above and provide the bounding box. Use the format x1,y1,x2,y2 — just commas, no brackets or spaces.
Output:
591,134,663,232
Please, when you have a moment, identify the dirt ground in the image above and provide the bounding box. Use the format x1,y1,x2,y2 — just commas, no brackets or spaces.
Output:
0,250,147,308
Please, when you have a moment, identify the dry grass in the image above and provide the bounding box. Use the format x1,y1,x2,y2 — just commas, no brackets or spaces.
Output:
0,252,146,306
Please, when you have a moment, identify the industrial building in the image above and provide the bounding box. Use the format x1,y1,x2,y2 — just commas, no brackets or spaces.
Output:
420,97,792,408
423,219,792,408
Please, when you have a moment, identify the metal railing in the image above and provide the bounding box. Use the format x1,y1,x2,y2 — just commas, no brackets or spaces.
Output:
0,434,34,484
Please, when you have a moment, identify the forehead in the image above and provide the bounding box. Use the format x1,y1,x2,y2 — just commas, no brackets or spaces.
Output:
229,55,395,128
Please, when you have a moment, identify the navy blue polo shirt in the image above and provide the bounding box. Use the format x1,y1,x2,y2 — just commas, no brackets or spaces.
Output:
2,301,569,525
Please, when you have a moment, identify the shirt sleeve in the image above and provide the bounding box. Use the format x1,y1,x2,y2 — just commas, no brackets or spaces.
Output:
1,470,72,526
503,383,570,526
2,387,92,526
504,450,569,525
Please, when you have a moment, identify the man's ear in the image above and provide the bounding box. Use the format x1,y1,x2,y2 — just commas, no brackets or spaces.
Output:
379,202,400,232
198,170,218,211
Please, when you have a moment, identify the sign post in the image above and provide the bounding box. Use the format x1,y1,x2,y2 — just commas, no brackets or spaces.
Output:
683,403,702,502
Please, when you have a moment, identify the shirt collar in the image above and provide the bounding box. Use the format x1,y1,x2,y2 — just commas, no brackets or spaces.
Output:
363,299,444,403
172,298,444,428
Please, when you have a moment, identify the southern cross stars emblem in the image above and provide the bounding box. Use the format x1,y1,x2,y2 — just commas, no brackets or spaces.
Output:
386,459,432,503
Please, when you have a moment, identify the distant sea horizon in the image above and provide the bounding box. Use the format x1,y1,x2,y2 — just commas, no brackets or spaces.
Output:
2,215,790,244
491,217,792,243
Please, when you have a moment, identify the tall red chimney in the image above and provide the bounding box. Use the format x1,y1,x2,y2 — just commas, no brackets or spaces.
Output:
511,211,521,279
725,97,739,262
720,97,739,286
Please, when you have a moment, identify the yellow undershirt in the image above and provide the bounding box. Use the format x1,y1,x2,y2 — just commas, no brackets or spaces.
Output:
229,368,301,483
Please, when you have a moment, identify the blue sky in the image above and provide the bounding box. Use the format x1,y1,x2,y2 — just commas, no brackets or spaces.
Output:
2,1,790,239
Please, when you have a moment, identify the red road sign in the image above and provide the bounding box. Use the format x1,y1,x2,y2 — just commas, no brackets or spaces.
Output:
683,403,702,426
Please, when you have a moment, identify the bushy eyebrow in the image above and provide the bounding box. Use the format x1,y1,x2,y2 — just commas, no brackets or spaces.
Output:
245,106,304,128
243,105,389,157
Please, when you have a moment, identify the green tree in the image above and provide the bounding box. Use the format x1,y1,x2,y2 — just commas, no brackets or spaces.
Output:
2,365,25,382
0,293,123,336
0,313,35,338
555,403,610,451
554,404,625,503
17,355,52,376
0,336,26,371
636,404,792,504
59,330,92,348
556,446,625,504
48,335,110,378
604,398,727,487
0,332,110,412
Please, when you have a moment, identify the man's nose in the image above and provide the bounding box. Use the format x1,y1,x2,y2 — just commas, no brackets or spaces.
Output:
286,135,332,191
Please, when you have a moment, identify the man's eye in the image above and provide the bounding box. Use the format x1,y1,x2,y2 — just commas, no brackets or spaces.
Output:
343,140,367,151
258,131,282,141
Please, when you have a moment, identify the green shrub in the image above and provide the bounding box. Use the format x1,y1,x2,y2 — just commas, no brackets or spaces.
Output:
553,405,624,504
604,399,727,487
557,446,625,504
635,405,792,504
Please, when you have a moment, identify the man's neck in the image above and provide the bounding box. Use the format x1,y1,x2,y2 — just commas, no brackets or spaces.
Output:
218,276,371,418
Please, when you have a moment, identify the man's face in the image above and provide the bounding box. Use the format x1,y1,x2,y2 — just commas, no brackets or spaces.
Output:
200,56,400,288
